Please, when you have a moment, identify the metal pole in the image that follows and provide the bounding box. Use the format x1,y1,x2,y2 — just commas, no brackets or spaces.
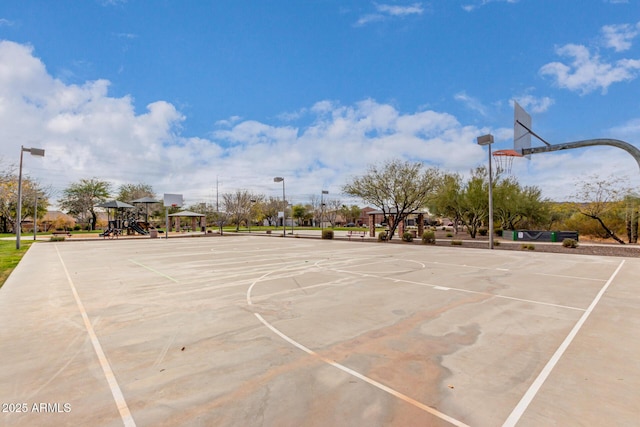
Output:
488,143,494,250
165,207,169,239
33,196,38,241
282,179,286,238
321,191,323,231
16,147,24,249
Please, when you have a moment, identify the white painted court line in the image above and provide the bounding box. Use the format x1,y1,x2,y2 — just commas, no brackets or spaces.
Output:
501,259,626,427
330,267,586,312
55,246,136,427
246,268,470,427
128,259,179,283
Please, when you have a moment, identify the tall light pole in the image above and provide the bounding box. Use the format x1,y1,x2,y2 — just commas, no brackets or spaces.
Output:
477,134,494,249
321,190,328,231
17,146,45,249
33,195,42,241
273,177,285,237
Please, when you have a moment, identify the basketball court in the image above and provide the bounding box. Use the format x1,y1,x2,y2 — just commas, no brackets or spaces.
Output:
1,236,638,426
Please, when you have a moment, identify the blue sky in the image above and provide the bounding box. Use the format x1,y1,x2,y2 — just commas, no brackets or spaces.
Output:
1,0,639,207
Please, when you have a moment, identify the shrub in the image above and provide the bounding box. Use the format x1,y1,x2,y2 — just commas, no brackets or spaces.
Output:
73,225,81,231
494,240,501,246
495,228,503,236
521,244,535,250
321,229,334,240
50,236,65,242
402,231,414,242
378,231,387,242
451,240,463,246
562,238,578,248
478,228,488,236
446,232,453,238
422,231,436,244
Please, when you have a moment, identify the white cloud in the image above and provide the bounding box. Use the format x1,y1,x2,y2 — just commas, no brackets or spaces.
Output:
454,92,488,116
5,39,625,206
355,2,424,26
539,43,640,94
608,118,640,140
0,40,494,205
512,94,554,114
462,0,519,12
376,3,424,16
601,22,640,52
0,18,15,27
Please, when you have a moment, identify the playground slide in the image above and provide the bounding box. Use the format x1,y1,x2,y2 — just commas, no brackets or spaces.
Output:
129,220,149,235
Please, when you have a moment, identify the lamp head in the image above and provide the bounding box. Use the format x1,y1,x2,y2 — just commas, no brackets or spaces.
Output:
23,147,45,156
476,134,494,146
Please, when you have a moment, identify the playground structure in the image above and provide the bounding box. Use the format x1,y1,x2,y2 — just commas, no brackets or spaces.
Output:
100,214,151,239
95,196,205,239
96,200,153,239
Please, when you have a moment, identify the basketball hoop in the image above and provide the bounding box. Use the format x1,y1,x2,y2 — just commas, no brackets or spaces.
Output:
492,149,523,175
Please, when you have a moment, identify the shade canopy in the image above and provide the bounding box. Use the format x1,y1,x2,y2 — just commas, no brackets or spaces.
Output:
95,200,135,209
168,210,205,217
131,197,160,204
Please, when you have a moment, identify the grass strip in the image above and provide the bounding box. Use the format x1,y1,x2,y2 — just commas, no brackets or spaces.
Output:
0,240,33,288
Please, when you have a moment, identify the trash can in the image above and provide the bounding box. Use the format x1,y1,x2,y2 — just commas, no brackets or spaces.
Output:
149,229,158,239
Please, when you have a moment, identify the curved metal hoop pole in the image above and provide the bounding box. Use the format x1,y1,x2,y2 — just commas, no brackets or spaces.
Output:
522,139,640,170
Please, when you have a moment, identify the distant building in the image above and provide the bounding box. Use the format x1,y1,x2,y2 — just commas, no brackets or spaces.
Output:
41,211,76,231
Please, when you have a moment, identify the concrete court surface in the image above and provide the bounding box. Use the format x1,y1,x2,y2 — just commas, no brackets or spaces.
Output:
0,236,638,427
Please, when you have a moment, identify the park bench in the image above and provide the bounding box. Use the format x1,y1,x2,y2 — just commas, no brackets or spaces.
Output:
347,230,366,241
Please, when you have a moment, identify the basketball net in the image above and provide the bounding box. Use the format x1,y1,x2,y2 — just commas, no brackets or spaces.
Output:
492,149,523,175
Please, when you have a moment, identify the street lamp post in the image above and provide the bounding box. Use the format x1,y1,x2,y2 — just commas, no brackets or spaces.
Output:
321,190,328,231
477,134,494,249
17,146,45,249
33,196,41,241
273,177,285,237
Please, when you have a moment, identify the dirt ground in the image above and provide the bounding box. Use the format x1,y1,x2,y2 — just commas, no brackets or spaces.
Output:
400,229,640,258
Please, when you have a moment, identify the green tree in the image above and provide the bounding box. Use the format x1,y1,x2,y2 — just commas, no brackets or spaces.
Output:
59,178,111,230
117,183,158,220
261,196,286,226
459,167,488,239
342,159,441,240
430,173,464,232
623,194,640,243
0,163,50,233
325,198,342,227
292,204,307,226
546,202,577,230
574,175,627,244
339,205,362,224
223,190,263,231
493,177,548,230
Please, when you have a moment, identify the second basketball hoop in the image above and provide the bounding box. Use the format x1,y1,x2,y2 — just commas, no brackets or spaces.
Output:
493,149,523,175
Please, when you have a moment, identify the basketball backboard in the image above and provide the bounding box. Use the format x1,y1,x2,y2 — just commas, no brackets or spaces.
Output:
514,101,531,159
163,193,183,208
